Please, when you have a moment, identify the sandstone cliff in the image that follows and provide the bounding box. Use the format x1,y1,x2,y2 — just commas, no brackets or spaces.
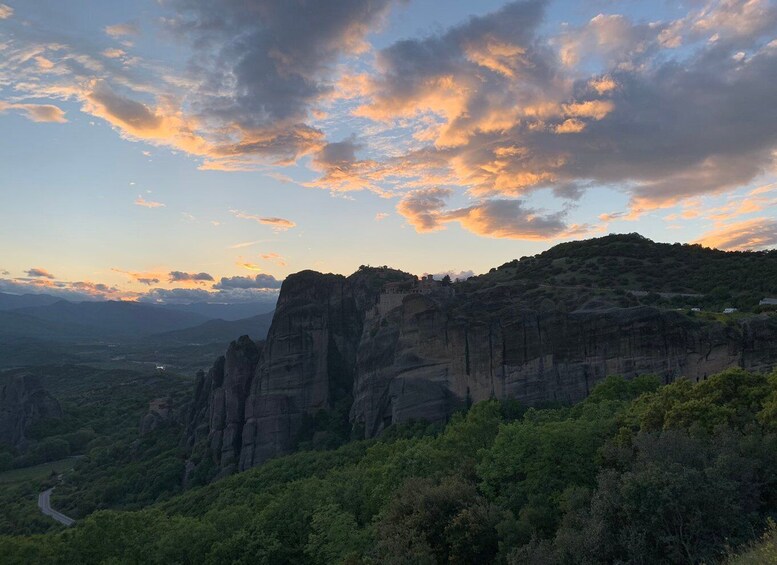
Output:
183,266,777,478
0,374,62,448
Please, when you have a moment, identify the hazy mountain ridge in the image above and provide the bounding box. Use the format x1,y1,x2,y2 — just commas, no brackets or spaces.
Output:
0,294,279,343
148,310,275,345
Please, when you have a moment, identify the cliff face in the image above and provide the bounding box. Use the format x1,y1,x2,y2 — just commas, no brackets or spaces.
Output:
0,374,62,448
183,268,777,476
352,297,777,436
238,271,364,470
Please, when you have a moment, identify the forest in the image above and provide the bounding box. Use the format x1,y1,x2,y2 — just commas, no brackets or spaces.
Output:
2,367,777,564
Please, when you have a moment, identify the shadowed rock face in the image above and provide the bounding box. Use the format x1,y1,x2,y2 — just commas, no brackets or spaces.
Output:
183,268,777,476
182,336,262,475
139,397,174,436
0,374,62,448
351,298,777,437
239,271,368,470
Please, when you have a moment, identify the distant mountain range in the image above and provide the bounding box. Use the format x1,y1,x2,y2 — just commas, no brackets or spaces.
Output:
155,300,277,321
0,293,64,311
148,311,275,346
0,293,277,344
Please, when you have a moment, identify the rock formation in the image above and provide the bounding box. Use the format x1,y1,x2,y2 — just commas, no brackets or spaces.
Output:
183,266,777,478
0,374,62,448
139,397,175,436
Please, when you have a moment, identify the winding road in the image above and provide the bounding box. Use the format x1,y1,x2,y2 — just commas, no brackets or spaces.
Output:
38,488,76,526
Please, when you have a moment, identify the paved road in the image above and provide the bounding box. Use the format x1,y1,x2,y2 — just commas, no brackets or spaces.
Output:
38,488,76,526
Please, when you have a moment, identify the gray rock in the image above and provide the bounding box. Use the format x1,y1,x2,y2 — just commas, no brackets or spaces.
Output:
182,267,777,478
0,374,62,448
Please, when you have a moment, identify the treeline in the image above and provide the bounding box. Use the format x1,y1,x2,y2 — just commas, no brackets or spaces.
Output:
3,368,777,563
475,233,777,311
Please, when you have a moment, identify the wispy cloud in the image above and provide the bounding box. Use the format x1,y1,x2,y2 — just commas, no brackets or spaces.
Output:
229,240,264,249
260,253,286,267
111,268,161,286
0,101,67,123
134,195,165,208
238,262,263,271
230,210,296,231
104,23,139,38
696,218,777,251
25,267,56,279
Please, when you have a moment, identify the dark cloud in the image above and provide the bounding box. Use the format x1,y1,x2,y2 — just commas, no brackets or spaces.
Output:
314,138,360,168
356,0,777,221
88,82,161,130
137,277,160,286
26,267,55,279
165,0,399,161
213,274,283,290
396,187,453,232
168,271,214,283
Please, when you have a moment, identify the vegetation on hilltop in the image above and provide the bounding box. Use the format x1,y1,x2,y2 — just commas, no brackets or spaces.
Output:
2,367,777,563
460,233,777,313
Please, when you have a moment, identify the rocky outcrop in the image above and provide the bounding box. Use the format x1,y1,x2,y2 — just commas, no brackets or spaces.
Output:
183,267,777,477
182,336,262,475
139,397,175,436
0,374,62,448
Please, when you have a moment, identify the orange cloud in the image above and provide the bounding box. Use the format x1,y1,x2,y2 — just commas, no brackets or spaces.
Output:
695,217,777,250
464,38,528,78
135,195,165,208
84,81,211,158
260,253,287,267
104,23,139,38
396,187,584,240
555,118,586,133
0,3,12,19
0,101,67,123
589,76,618,94
562,100,614,120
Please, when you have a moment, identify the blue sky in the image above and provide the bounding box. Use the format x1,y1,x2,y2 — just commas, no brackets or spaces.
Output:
0,0,776,303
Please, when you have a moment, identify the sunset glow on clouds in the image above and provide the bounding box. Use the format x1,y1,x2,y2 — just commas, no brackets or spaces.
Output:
1,0,776,303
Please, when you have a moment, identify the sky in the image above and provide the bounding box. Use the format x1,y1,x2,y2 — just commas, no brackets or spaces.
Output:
1,0,776,304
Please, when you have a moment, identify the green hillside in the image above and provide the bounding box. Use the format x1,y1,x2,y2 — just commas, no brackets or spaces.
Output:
465,233,777,312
